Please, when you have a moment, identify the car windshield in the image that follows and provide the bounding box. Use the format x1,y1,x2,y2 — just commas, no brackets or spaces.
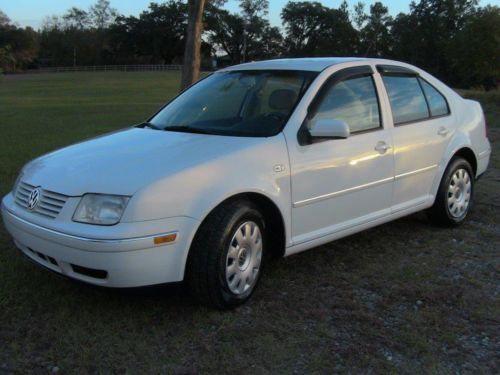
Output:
149,70,317,137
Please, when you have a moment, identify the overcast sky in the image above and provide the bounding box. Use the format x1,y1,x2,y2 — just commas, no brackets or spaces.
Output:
1,0,499,30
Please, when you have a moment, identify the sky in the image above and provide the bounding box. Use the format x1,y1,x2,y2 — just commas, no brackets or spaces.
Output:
1,0,499,30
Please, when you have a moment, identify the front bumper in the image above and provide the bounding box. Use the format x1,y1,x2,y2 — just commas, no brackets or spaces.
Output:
1,195,200,287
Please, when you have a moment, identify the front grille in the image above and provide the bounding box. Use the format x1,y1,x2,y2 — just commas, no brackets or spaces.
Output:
15,181,69,219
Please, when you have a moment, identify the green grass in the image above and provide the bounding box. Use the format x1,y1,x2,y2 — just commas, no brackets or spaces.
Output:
0,72,499,373
0,72,182,195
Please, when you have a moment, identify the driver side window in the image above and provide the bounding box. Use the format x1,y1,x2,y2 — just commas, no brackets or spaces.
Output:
312,75,382,134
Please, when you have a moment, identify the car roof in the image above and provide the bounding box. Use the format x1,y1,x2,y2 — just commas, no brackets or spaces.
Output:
219,57,371,72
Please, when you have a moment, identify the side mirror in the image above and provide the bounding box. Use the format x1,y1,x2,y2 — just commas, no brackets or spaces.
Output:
309,119,350,139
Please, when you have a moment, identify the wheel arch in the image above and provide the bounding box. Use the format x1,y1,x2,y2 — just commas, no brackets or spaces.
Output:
431,134,479,198
452,147,477,176
182,191,287,279
426,146,476,227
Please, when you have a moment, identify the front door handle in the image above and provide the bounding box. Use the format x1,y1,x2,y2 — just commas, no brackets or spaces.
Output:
438,127,449,137
374,141,391,154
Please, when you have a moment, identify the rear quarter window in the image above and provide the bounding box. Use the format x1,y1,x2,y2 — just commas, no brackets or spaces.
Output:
419,78,450,117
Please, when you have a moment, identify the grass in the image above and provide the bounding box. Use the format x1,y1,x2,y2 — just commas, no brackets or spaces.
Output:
0,72,183,194
0,72,499,373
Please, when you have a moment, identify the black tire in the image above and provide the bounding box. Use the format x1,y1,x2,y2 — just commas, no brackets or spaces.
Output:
185,199,266,309
426,157,474,227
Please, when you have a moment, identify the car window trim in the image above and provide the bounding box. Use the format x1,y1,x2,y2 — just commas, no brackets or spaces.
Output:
343,74,383,135
416,77,432,119
376,65,418,77
298,65,383,145
377,66,452,126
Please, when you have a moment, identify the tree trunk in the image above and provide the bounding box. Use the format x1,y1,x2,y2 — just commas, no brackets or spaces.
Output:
180,0,206,91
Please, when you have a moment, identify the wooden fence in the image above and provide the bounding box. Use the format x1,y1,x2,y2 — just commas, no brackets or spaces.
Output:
12,65,184,74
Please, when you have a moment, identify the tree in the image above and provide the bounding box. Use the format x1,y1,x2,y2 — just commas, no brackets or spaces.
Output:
109,1,188,64
356,2,393,57
90,0,118,29
281,1,358,57
206,0,281,65
63,7,91,29
447,5,500,89
0,10,10,26
180,0,206,90
391,0,479,83
0,16,38,72
239,0,269,62
257,25,284,59
206,8,245,64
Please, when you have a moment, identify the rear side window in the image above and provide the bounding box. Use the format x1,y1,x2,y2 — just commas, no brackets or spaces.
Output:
312,76,381,133
382,76,429,124
419,78,449,117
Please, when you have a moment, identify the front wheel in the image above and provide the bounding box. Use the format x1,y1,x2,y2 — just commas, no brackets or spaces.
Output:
186,199,266,309
426,157,474,227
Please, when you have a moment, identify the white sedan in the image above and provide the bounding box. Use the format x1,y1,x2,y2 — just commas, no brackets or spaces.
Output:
1,58,491,308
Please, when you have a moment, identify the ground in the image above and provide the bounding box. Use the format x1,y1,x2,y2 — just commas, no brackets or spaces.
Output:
0,72,498,373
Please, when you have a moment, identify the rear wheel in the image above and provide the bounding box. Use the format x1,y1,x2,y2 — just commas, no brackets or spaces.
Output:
427,157,474,227
186,199,266,309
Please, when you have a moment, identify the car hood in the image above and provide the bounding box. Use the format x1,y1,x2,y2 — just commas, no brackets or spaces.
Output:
22,128,262,196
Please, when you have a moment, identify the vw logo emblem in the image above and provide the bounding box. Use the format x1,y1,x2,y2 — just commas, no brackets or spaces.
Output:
27,188,41,210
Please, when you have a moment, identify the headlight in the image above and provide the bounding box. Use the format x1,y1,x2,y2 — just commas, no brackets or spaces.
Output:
73,194,130,225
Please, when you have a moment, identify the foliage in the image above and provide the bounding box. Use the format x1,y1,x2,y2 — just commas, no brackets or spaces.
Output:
355,2,393,57
206,0,283,64
110,1,188,64
447,6,500,89
281,1,358,57
391,0,481,86
0,16,38,71
0,0,498,88
90,0,118,29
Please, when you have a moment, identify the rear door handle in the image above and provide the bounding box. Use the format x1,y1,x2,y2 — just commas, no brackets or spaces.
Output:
438,127,449,137
374,141,391,154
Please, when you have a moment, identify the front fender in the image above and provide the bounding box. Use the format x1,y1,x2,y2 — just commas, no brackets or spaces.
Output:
121,133,292,243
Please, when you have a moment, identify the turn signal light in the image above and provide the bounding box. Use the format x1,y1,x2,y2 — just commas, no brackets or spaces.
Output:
154,233,177,245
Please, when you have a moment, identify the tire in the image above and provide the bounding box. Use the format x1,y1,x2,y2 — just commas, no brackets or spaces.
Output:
185,199,266,309
426,157,474,227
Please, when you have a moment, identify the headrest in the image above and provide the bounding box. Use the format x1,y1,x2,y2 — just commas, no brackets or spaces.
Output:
269,89,297,111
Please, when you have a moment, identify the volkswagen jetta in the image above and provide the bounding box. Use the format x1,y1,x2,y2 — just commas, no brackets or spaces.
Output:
1,58,491,308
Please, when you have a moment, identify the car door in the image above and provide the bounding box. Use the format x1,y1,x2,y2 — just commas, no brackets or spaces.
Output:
376,65,453,212
285,66,395,245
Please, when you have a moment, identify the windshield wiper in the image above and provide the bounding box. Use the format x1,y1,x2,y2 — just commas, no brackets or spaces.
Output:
163,125,210,135
137,122,162,130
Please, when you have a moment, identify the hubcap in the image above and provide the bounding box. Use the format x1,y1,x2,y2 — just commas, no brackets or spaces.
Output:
225,221,263,295
447,168,471,218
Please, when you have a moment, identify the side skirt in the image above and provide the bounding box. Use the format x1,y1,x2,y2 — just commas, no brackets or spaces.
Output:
285,195,434,257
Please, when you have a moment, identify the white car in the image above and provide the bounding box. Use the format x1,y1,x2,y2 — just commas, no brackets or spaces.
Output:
1,58,491,308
